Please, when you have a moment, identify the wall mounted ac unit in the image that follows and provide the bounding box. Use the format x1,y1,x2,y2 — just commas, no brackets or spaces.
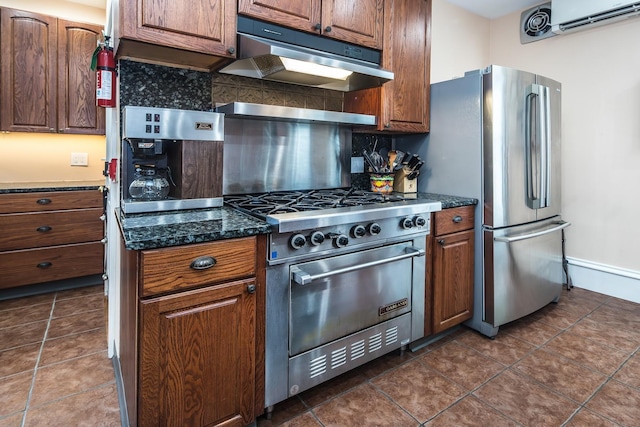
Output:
552,0,640,34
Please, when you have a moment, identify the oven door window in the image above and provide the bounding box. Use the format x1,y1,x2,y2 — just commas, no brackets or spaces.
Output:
289,242,421,356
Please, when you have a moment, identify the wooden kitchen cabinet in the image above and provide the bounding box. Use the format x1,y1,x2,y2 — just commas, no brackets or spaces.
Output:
238,0,384,49
0,8,104,134
114,0,236,71
0,189,104,289
344,0,431,133
120,236,266,427
430,205,474,334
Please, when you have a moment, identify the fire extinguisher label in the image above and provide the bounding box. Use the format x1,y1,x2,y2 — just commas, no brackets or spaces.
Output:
97,70,113,100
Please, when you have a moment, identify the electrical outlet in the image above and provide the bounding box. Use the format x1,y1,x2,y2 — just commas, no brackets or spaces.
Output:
70,152,88,166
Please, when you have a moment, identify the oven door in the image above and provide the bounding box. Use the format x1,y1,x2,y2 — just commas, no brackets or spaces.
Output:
289,242,423,356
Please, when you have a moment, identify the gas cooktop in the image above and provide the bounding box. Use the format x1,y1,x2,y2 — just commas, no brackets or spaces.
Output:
224,188,442,233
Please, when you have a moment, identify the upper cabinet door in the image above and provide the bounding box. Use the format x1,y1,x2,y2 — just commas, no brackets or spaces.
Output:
0,8,57,133
321,0,383,49
344,0,431,133
238,0,321,33
238,0,383,49
121,0,236,58
57,20,105,135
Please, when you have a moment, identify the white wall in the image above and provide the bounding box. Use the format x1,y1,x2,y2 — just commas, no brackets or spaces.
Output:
430,0,640,299
430,0,490,83
0,0,105,24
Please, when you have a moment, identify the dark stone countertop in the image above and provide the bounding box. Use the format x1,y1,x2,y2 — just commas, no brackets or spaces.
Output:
417,193,478,209
0,181,103,194
118,206,272,251
116,192,475,251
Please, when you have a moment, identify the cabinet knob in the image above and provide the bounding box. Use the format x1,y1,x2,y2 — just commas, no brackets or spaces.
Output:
190,256,217,270
227,47,235,55
37,261,53,269
438,239,445,246
247,284,256,294
101,237,108,244
324,26,332,33
36,198,52,205
384,123,391,128
102,273,108,281
452,215,463,223
314,23,321,31
36,226,52,232
99,214,106,221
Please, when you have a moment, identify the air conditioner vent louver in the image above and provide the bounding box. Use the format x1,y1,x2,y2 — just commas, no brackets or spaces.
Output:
520,3,555,44
551,0,640,35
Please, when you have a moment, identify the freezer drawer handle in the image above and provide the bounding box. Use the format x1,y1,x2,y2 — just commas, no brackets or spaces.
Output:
494,221,571,243
291,246,425,285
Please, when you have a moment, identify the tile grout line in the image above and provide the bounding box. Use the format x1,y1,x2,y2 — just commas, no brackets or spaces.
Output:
20,292,58,427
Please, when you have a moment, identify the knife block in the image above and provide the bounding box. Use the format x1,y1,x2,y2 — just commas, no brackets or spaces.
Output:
393,169,417,193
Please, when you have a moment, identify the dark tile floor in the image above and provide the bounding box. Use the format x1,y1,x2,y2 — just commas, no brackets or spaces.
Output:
258,287,640,427
0,284,120,427
1,285,638,427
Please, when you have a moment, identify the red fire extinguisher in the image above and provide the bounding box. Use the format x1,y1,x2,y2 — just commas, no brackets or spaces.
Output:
91,35,116,108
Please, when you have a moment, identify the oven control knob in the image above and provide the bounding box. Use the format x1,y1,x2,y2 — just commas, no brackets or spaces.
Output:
401,217,414,229
335,234,349,248
413,215,427,227
368,222,382,235
309,231,325,246
290,234,307,250
350,224,366,238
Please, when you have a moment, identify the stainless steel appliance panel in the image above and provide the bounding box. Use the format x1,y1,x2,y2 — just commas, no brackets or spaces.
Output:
485,217,568,327
223,117,351,195
289,243,415,356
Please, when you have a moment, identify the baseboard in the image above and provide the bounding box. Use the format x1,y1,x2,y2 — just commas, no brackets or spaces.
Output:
566,257,640,303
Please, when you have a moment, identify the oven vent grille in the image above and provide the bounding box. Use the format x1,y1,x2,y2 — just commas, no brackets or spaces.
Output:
331,347,347,369
309,355,327,378
385,326,399,345
369,332,383,352
351,340,366,360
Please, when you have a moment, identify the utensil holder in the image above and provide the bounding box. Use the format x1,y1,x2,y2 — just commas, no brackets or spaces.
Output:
370,173,394,194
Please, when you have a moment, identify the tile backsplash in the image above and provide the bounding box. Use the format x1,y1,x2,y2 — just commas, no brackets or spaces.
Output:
119,59,385,191
212,73,343,111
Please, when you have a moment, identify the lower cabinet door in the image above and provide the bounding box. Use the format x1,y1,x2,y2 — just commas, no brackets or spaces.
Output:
139,278,256,427
432,229,474,334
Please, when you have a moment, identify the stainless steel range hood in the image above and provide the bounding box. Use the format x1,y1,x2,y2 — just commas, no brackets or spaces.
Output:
219,16,393,92
216,102,376,125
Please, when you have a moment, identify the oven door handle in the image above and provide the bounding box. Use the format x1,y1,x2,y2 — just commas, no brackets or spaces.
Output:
291,246,425,286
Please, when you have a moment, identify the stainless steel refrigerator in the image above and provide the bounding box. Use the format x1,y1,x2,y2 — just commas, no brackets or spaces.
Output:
405,65,570,337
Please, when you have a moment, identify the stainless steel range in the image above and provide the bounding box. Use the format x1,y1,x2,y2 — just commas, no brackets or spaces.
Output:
225,189,442,410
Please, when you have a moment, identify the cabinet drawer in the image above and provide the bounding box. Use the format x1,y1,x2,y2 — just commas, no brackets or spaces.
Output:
140,237,257,296
0,242,104,289
0,208,103,251
0,190,102,213
434,205,475,236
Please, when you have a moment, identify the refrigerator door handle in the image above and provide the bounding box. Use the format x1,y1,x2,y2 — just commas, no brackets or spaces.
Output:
494,221,571,243
525,84,552,209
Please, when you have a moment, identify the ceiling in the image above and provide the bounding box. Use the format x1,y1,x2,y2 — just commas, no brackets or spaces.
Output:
445,0,544,19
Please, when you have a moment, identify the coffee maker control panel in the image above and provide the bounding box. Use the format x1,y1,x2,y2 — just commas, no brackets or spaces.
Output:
123,106,223,141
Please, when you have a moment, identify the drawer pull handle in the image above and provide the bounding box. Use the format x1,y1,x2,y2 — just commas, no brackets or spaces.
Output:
37,262,52,269
190,256,217,270
452,215,463,223
37,226,52,232
247,284,256,294
37,198,52,205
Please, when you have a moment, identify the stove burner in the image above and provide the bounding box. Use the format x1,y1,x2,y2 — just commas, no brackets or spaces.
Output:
225,188,406,219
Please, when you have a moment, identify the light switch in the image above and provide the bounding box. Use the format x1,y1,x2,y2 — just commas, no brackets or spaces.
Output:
70,152,89,166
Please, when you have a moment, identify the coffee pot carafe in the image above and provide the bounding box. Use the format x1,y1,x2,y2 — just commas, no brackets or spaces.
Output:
128,165,171,200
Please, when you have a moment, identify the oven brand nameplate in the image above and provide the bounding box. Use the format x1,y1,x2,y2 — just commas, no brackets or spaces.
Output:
379,298,408,316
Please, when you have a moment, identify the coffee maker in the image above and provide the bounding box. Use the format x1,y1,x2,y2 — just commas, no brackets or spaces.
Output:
121,106,224,213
